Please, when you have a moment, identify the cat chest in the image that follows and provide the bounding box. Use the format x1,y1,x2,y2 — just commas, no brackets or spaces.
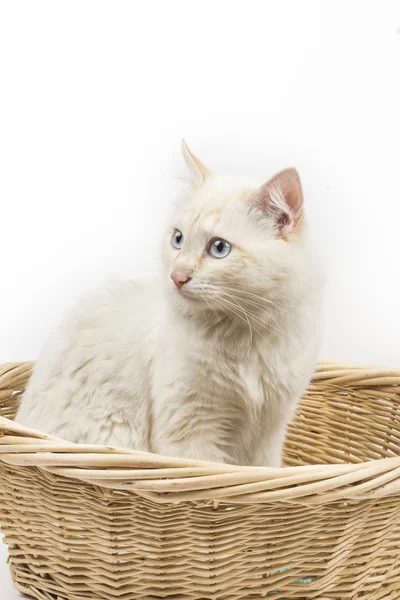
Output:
195,347,298,411
156,338,297,412
185,349,272,408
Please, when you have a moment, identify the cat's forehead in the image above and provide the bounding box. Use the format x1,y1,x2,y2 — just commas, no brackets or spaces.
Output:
181,175,256,234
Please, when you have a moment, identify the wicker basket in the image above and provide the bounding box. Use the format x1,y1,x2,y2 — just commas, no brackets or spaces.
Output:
1,362,400,600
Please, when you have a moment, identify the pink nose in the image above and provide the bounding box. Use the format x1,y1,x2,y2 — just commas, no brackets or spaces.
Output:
171,270,192,289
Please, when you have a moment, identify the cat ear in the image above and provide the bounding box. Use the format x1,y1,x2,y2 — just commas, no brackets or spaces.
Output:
256,168,304,235
181,139,210,188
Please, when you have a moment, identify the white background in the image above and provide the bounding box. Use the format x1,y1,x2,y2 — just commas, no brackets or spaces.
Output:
1,2,400,597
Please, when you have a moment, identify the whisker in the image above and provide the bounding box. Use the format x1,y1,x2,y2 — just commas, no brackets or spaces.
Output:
188,283,292,342
217,295,271,345
214,296,253,361
220,292,290,343
221,286,295,318
220,291,290,340
203,296,224,326
225,295,254,361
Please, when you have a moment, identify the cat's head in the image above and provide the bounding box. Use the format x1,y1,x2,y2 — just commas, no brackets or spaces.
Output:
162,141,310,319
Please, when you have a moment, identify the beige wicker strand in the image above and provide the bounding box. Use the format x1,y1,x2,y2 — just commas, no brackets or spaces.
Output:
1,360,400,600
0,361,33,421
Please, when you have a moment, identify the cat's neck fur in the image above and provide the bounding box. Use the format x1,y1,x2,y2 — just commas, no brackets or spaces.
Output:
163,287,303,364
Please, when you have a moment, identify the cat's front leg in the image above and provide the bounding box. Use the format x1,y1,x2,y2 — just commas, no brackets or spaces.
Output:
153,435,230,464
151,410,231,463
251,434,284,467
251,412,292,467
151,387,232,464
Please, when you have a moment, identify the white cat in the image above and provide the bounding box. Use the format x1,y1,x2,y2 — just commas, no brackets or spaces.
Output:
16,141,322,466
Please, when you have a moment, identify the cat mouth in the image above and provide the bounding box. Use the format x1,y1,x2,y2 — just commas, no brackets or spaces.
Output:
175,285,204,303
179,288,201,301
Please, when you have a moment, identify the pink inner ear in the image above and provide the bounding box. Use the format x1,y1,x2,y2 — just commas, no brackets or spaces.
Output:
276,211,292,231
259,168,304,234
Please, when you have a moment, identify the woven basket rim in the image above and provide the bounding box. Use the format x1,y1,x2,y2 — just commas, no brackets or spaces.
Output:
1,360,400,505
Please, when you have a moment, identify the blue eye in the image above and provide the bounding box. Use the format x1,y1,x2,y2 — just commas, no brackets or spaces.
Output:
171,229,183,249
209,238,231,259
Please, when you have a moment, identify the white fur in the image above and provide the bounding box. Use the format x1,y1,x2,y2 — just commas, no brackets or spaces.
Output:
16,148,322,466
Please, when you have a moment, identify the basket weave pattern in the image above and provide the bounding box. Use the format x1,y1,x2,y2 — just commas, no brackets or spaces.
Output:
1,361,400,599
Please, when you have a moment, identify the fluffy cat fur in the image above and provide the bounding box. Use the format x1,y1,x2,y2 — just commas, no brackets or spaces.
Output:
16,141,322,466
